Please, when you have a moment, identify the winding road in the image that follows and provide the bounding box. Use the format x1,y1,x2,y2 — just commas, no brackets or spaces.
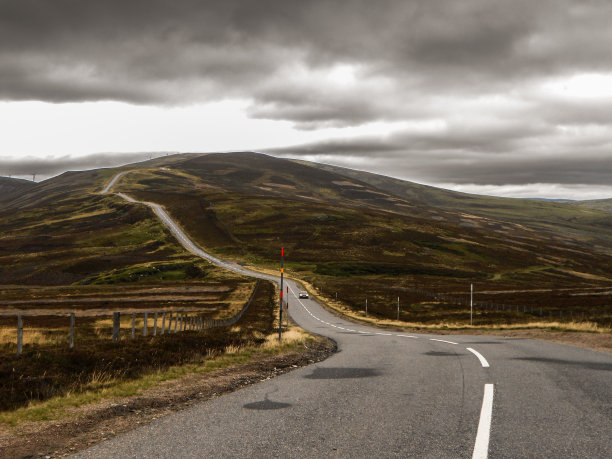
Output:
76,173,612,458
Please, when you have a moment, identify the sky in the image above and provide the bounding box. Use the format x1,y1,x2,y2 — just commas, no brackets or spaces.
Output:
0,0,611,200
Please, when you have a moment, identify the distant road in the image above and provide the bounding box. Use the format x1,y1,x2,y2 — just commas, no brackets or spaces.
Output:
77,172,612,458
100,170,130,194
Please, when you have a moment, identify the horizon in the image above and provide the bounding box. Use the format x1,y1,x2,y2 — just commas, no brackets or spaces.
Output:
1,1,611,200
0,150,610,202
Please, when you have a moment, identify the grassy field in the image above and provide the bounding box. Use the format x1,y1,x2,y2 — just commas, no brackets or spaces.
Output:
0,279,277,413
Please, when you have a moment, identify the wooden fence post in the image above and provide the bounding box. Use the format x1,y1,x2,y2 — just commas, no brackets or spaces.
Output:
17,314,23,355
161,312,166,335
143,312,148,337
153,312,158,336
112,312,120,342
131,313,136,340
69,312,75,349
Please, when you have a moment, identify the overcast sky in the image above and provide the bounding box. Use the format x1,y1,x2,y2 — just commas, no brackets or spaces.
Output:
1,0,611,199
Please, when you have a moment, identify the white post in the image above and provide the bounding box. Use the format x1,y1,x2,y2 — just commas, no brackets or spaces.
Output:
17,314,23,355
470,284,474,326
69,312,75,349
153,312,158,336
365,298,368,316
397,297,400,321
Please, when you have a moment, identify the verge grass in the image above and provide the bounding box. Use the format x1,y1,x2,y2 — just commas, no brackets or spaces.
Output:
0,325,312,427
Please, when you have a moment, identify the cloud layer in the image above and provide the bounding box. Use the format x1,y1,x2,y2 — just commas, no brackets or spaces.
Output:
1,0,611,195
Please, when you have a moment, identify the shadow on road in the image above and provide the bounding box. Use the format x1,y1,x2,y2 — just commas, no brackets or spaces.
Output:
513,357,612,371
423,351,457,357
244,394,292,411
304,367,381,379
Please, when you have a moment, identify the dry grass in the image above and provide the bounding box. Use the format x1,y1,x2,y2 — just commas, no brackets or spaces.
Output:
0,327,67,347
295,278,612,334
0,325,315,427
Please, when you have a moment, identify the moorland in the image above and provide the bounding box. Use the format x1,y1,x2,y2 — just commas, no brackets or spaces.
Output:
0,151,611,419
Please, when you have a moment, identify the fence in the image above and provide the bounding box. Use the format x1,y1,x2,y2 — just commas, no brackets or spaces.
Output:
10,280,261,355
332,284,612,326
411,287,611,322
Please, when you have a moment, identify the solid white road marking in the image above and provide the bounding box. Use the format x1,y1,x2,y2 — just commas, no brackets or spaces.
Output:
472,384,494,459
430,338,458,345
467,348,490,368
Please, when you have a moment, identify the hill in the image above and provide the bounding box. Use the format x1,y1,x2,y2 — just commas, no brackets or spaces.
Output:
0,176,36,203
1,151,611,324
298,160,612,249
573,198,612,214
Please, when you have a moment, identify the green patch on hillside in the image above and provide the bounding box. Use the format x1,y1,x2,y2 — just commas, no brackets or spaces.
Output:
79,261,209,284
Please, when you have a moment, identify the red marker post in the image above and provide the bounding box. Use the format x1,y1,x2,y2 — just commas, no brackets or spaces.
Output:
279,247,284,342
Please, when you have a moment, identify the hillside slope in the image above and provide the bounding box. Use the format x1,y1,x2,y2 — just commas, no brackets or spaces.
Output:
298,160,612,248
0,177,36,203
573,198,612,214
2,151,611,322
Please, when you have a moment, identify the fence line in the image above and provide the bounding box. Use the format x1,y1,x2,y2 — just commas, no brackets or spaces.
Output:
9,280,262,355
335,285,611,324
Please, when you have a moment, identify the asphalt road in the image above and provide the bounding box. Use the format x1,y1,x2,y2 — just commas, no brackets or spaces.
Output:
80,177,612,458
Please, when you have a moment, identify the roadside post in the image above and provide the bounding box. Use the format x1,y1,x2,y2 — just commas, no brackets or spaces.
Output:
112,312,120,342
470,284,474,326
397,297,400,321
131,313,136,340
17,314,23,355
365,298,368,316
69,312,75,349
279,247,284,342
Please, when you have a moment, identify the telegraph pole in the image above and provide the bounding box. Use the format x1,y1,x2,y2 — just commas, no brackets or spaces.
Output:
279,247,284,342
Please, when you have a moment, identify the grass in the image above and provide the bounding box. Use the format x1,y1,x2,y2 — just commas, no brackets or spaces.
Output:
0,280,277,414
294,277,612,333
0,324,311,427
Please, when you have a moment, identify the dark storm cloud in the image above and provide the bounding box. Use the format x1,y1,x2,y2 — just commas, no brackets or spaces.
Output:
0,152,168,180
2,1,612,106
266,127,612,187
1,0,612,193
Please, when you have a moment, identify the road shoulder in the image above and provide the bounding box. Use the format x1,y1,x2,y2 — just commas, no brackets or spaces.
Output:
0,337,335,459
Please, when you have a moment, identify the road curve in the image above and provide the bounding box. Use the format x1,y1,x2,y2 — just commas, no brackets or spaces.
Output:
77,175,612,458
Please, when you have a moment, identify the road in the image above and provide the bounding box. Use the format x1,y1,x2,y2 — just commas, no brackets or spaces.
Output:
78,174,612,458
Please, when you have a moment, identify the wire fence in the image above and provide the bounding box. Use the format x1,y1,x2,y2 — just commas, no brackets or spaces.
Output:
8,280,261,355
330,284,612,326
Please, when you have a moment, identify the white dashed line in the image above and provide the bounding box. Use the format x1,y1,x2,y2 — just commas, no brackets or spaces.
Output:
467,348,490,368
429,338,458,345
397,334,417,339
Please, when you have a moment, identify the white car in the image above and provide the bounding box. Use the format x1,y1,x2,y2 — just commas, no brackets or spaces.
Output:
298,291,309,299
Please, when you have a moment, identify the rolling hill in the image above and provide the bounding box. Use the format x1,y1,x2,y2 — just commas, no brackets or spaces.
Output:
0,177,36,203
1,151,611,323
